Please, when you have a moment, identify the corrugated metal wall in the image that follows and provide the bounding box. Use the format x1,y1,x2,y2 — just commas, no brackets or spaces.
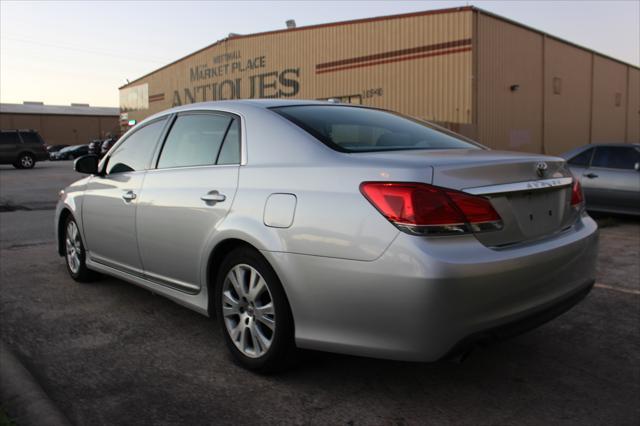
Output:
628,68,640,142
0,113,119,145
476,13,544,153
476,10,639,154
120,7,639,154
591,55,628,143
543,38,592,155
120,8,474,130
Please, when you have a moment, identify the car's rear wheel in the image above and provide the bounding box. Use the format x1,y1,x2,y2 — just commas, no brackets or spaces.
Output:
13,152,35,169
215,247,296,372
64,216,97,282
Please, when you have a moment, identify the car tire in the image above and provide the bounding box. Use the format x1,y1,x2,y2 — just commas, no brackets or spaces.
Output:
63,216,98,282
14,152,35,169
214,247,296,373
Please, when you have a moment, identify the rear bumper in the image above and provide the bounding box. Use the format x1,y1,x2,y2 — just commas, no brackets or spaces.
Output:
443,278,594,360
265,213,599,362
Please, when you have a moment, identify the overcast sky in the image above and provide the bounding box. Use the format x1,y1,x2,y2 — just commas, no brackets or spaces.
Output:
1,0,638,107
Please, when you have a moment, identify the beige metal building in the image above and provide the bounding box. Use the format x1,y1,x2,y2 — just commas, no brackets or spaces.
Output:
0,102,119,146
119,6,640,155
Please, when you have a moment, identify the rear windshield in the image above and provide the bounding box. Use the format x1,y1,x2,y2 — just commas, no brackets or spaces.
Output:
271,105,478,153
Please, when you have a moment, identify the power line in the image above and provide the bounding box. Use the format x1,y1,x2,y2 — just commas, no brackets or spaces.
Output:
2,35,174,64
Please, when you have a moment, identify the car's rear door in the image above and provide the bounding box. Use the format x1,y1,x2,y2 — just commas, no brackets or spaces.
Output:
582,146,640,213
136,111,241,293
82,117,169,274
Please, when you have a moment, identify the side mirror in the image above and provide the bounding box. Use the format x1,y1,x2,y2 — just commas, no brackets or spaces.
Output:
635,162,639,172
74,155,99,174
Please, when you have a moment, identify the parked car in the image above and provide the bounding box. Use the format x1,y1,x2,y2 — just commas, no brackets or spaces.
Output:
88,139,103,156
561,143,640,216
55,144,89,160
56,100,598,372
46,144,69,153
0,129,49,168
100,138,117,158
46,144,70,160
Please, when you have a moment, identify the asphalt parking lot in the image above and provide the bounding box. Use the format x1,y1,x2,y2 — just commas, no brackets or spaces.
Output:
0,161,639,425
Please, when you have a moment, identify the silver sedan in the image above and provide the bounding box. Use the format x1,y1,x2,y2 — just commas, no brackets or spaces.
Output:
55,100,598,372
561,143,640,216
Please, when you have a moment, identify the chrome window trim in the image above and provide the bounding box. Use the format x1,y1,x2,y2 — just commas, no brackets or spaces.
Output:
145,163,239,173
99,115,172,175
463,177,573,195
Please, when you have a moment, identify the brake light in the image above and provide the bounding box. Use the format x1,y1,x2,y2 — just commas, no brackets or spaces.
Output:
571,179,584,207
360,182,502,235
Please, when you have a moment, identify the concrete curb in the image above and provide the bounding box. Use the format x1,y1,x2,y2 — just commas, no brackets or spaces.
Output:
0,342,71,426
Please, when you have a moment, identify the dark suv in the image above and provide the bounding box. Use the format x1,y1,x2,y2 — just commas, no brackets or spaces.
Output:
0,129,49,169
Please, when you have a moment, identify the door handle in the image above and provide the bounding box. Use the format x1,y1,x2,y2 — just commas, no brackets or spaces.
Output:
201,191,226,203
122,190,137,202
584,173,599,179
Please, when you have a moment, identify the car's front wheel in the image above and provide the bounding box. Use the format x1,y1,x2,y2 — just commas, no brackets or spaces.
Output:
64,216,97,282
14,152,35,169
215,247,296,372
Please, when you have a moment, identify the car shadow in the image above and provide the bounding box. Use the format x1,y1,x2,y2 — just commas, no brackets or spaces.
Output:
589,211,639,226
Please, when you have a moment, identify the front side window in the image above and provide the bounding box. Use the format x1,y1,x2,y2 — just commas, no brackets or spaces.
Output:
568,148,593,167
591,146,640,170
107,118,167,174
271,105,478,152
0,131,20,145
157,114,234,169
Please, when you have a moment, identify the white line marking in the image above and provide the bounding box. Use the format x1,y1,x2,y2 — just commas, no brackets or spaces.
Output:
594,283,640,295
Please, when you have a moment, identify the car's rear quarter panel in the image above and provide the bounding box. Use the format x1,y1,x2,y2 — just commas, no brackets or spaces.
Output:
264,214,598,361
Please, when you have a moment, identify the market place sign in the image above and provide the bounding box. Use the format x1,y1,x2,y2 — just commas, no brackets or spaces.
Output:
172,51,301,105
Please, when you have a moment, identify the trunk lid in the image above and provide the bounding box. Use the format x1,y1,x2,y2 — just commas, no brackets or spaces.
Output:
355,149,577,246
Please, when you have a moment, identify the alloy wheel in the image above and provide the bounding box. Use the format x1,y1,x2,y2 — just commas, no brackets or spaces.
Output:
222,264,276,358
65,221,82,274
20,155,34,168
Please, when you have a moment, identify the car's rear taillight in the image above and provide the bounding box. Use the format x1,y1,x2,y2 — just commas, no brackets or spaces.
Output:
360,182,503,235
571,178,584,208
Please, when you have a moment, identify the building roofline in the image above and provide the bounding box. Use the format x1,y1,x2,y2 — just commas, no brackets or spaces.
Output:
119,5,638,90
472,7,640,70
0,103,119,117
119,6,473,89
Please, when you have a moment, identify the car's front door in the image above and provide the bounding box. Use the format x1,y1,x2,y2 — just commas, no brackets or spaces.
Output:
82,117,168,274
136,111,241,292
583,146,640,213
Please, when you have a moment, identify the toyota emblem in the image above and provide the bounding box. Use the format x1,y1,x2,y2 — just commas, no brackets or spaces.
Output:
536,161,548,177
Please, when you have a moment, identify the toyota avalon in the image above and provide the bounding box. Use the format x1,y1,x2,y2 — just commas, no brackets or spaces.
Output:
56,100,598,371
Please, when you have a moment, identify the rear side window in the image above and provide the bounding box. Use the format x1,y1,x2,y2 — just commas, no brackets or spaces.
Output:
19,132,43,144
0,131,20,145
107,118,167,174
591,147,640,170
568,148,593,167
217,119,240,165
158,114,233,169
271,105,477,152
